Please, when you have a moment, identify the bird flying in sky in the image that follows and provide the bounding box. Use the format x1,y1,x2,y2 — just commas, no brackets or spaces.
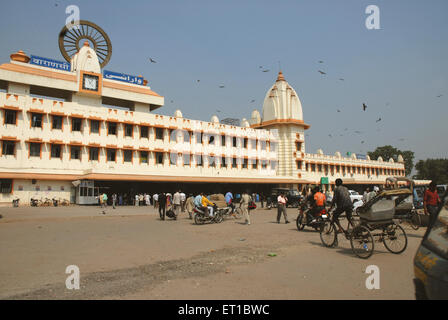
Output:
149,58,157,63
318,70,326,75
262,69,270,73
219,85,225,88
363,103,367,111
376,117,382,123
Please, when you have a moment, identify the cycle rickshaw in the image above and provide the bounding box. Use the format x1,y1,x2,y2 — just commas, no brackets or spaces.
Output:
320,187,411,259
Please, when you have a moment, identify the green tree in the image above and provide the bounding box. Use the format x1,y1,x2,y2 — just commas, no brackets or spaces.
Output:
368,145,414,176
413,159,448,184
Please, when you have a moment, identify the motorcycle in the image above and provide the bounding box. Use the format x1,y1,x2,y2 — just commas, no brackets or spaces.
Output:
217,203,242,220
30,198,39,207
194,204,223,225
12,198,19,207
296,203,329,231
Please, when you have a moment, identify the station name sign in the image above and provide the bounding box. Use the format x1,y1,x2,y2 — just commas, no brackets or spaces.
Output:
356,154,367,160
103,70,144,85
30,55,71,71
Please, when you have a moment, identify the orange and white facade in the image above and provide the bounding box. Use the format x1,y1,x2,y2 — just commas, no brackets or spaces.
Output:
0,45,285,204
0,44,405,205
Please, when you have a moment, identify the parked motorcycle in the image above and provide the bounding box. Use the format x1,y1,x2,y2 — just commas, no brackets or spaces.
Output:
12,198,19,207
30,198,39,207
194,205,223,224
217,203,242,219
296,203,329,231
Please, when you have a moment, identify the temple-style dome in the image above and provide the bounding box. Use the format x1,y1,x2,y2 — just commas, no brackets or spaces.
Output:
250,110,261,125
261,71,304,123
241,118,250,127
70,41,101,74
211,115,219,123
174,109,183,118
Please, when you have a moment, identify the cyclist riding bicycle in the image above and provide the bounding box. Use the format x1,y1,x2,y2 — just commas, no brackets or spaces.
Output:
328,178,354,233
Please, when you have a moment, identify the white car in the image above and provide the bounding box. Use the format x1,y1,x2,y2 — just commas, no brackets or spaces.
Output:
349,190,363,204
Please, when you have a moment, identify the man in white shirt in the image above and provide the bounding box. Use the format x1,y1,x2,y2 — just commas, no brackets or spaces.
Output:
153,193,159,209
180,191,186,212
173,190,182,219
277,193,290,224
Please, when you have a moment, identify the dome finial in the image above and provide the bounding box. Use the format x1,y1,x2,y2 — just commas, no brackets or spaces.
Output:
276,70,285,82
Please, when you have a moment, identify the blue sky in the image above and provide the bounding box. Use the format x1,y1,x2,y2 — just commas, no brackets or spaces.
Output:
0,0,447,166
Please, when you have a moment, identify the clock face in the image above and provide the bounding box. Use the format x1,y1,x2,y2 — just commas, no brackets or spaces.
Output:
83,74,99,91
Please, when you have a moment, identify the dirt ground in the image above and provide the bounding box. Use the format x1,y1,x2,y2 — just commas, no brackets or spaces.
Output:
0,205,423,299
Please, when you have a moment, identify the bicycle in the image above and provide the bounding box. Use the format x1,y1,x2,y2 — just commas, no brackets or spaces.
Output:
320,209,357,249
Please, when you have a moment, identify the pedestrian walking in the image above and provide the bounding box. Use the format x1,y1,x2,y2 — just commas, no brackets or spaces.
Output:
139,194,144,206
173,190,182,219
185,194,195,219
158,192,167,220
277,192,289,223
112,193,117,209
153,193,159,209
180,191,186,212
240,191,252,225
145,193,151,206
166,193,172,207
102,193,108,209
118,194,123,206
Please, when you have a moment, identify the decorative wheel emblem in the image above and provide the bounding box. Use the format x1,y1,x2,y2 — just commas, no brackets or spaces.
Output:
58,20,112,68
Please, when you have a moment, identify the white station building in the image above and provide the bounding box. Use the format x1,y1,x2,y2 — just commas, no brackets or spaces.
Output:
0,44,405,205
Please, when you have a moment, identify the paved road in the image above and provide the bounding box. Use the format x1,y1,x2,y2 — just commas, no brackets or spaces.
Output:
0,205,422,299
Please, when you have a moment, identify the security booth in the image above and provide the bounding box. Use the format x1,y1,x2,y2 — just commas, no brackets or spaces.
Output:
76,180,100,205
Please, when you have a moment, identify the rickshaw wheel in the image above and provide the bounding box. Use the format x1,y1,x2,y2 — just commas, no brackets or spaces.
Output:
320,221,337,247
383,223,408,254
410,212,421,230
350,225,374,259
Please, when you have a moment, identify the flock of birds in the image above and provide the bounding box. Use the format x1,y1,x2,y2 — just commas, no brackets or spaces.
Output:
146,56,444,152
314,60,442,151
